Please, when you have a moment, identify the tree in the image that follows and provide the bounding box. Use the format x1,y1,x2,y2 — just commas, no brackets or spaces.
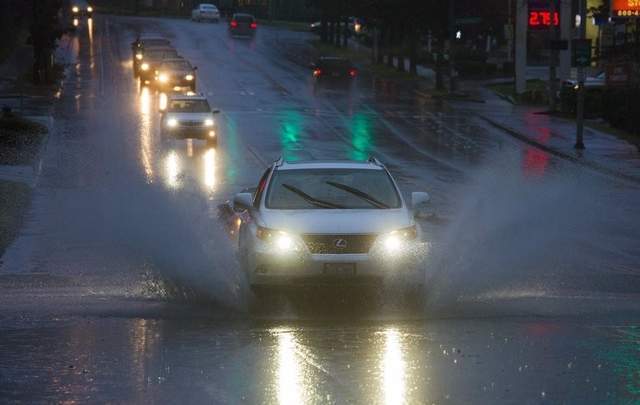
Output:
31,0,63,84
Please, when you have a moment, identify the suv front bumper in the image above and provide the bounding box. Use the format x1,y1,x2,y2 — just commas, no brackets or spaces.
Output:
249,245,426,287
164,126,217,141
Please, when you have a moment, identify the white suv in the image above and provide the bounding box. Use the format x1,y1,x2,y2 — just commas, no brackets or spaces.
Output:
160,94,219,146
234,159,430,291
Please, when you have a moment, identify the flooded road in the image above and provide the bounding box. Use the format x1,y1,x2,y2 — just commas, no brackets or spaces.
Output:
1,15,639,403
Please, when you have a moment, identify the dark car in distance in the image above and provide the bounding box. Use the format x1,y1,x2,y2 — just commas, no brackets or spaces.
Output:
311,57,358,81
229,14,257,37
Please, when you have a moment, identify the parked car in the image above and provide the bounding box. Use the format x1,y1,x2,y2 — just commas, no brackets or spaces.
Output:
559,71,606,116
309,21,321,33
191,3,220,22
234,158,430,293
229,14,257,38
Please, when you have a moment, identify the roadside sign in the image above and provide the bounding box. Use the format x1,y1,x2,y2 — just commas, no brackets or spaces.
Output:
612,0,640,18
572,39,592,67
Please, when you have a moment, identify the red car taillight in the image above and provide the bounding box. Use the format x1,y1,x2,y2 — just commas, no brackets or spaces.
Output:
313,68,322,77
349,68,358,77
230,20,238,28
250,22,257,29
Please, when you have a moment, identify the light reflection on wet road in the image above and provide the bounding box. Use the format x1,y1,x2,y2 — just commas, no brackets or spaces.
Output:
0,14,639,404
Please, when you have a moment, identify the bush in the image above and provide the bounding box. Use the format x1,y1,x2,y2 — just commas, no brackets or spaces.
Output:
602,86,640,135
559,87,605,118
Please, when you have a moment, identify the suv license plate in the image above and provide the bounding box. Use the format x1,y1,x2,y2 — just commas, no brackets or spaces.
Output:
323,263,356,276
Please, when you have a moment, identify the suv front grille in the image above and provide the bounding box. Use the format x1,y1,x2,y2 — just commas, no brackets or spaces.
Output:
179,121,203,127
301,234,378,254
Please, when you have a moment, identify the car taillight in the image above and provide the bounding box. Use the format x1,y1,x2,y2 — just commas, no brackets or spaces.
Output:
230,20,238,28
250,22,257,29
349,68,357,77
313,68,322,77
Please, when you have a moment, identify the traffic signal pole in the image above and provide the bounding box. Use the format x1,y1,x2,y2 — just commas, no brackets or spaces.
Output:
515,0,528,95
575,0,587,150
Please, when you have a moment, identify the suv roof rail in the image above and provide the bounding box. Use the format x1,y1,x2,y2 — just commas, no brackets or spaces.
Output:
367,156,383,166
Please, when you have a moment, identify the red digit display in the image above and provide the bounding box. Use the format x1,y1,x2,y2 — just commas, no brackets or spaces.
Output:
529,10,560,28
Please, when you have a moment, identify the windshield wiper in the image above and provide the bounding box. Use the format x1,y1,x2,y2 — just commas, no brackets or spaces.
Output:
282,184,345,209
325,181,390,209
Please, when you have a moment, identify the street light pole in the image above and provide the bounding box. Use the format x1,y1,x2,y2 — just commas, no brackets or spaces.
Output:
575,0,587,150
449,0,457,93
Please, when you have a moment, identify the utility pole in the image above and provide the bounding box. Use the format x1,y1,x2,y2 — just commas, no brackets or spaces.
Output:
559,0,571,80
575,0,587,150
548,0,559,112
515,0,528,95
507,0,513,64
449,0,457,93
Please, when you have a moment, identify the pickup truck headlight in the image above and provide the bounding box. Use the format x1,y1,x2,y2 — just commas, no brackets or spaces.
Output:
167,118,178,128
204,119,214,127
140,63,149,71
185,74,194,81
135,53,143,60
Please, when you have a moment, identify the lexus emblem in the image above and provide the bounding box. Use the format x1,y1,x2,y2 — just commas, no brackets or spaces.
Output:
334,239,348,249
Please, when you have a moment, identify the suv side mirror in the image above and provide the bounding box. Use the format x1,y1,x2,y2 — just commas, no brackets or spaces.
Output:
411,192,431,219
411,192,430,208
233,193,253,212
212,109,220,114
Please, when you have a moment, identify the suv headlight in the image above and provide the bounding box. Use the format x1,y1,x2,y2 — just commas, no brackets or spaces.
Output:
87,6,93,12
204,119,214,127
72,6,79,13
185,74,194,81
257,226,302,254
140,63,149,71
378,225,417,255
167,118,178,128
158,73,169,83
136,53,143,60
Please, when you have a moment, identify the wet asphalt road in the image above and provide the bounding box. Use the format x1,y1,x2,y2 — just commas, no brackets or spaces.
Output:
1,15,640,404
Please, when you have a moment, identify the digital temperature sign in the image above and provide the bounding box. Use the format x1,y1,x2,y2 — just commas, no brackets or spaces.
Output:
612,0,640,17
529,10,560,28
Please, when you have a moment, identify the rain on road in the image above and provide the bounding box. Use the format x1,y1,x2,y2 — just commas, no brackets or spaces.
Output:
1,15,640,404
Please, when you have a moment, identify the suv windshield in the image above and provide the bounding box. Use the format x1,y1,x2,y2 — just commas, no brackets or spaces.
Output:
168,100,210,113
162,60,191,70
320,59,351,69
266,169,401,209
235,15,255,23
146,49,179,60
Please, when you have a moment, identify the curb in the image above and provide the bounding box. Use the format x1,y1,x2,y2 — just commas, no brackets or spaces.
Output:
479,115,640,185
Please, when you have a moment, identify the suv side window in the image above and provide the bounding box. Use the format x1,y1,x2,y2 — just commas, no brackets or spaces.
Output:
253,168,272,209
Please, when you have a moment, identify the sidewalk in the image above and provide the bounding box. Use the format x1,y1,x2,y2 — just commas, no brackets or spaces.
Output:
467,86,640,184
